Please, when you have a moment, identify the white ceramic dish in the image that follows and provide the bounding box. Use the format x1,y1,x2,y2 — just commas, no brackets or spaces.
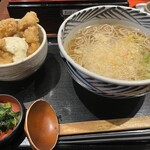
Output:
58,5,150,99
0,24,48,81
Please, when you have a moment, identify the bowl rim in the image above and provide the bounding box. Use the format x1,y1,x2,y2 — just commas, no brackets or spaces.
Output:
0,94,24,142
0,24,47,68
57,5,150,86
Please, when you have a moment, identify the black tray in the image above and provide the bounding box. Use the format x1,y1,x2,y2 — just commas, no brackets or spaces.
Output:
0,38,150,149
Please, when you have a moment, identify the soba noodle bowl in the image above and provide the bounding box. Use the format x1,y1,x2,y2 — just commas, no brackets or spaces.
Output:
64,23,150,81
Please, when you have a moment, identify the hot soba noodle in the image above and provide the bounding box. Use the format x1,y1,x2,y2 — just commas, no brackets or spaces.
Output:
64,23,150,81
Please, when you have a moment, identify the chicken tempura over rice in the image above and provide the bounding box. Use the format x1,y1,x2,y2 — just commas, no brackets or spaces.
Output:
0,11,40,64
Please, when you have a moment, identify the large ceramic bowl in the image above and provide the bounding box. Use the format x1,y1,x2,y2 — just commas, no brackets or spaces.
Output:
0,94,25,150
0,23,48,81
58,5,150,99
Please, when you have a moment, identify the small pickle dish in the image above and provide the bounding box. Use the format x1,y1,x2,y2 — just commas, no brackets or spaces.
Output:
0,94,25,150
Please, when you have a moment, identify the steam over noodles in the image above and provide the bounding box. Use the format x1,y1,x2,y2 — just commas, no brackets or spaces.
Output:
64,23,150,81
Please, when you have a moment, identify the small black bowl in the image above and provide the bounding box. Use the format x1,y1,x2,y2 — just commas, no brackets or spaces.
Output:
0,94,25,150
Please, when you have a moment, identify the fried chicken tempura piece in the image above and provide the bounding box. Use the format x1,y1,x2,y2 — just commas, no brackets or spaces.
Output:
18,11,39,31
0,39,5,50
0,18,18,38
0,50,13,64
23,25,40,43
0,39,13,64
27,42,40,56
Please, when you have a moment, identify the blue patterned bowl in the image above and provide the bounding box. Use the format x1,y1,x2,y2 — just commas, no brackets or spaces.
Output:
57,5,150,99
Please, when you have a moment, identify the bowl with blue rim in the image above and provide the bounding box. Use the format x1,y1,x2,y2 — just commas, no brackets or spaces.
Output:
58,5,150,99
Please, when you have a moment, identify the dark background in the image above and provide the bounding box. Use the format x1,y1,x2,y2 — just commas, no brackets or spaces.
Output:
8,0,129,35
